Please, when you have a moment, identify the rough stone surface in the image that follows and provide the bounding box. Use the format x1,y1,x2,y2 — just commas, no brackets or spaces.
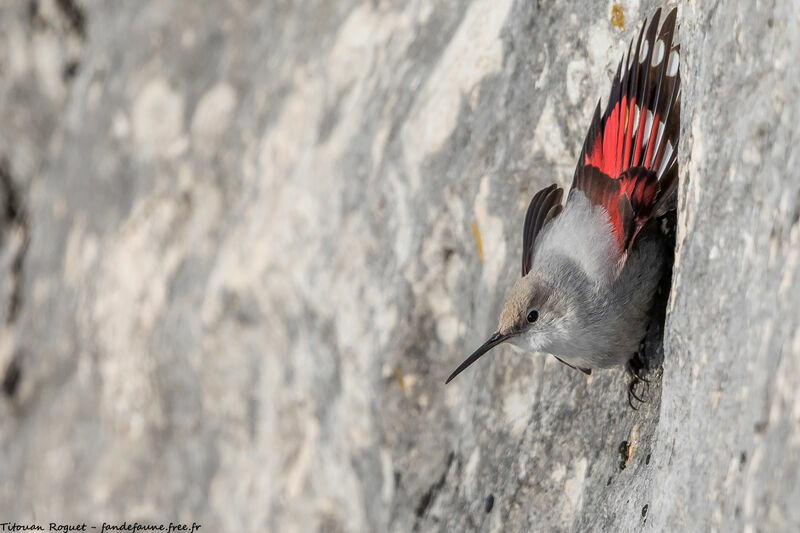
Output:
0,0,798,531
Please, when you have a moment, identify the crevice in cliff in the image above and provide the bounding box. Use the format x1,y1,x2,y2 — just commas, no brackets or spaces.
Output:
29,0,86,40
28,0,87,81
646,209,677,370
1,0,88,400
0,160,30,398
413,451,456,528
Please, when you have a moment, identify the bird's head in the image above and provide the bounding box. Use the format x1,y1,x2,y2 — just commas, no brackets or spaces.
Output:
445,274,568,383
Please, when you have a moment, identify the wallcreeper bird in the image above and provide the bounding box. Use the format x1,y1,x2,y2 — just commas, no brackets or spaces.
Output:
446,8,680,404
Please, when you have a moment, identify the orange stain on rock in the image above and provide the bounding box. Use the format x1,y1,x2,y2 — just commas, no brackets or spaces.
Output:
471,221,484,262
611,5,625,31
394,365,407,393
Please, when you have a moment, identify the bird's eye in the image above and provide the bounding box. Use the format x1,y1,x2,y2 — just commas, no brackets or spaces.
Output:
527,310,539,323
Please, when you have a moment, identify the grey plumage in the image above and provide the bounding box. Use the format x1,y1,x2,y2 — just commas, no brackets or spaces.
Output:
445,8,680,387
500,191,664,370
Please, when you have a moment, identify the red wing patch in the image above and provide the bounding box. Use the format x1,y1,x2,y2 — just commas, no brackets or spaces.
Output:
572,7,680,254
573,166,657,251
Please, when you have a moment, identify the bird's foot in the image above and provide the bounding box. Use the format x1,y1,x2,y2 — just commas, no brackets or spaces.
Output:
626,350,650,382
626,351,650,410
627,378,646,410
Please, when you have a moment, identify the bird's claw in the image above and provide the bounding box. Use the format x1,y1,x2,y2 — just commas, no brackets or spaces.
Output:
626,351,650,382
626,352,650,410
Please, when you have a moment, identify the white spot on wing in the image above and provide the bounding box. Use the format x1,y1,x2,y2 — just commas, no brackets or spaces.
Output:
652,39,665,66
657,142,673,178
667,49,680,76
654,121,666,155
640,39,649,61
642,110,654,147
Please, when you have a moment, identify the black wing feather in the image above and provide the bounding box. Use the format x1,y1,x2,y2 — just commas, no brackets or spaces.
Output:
521,184,563,276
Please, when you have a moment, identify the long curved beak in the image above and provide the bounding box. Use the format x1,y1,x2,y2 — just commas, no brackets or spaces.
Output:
445,331,510,384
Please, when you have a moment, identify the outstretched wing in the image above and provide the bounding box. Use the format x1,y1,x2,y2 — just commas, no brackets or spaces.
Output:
521,184,563,276
572,7,680,253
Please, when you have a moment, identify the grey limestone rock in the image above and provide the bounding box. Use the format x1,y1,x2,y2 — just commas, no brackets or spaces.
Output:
0,0,798,531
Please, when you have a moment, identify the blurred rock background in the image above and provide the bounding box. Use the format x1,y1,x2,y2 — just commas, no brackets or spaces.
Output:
0,0,798,531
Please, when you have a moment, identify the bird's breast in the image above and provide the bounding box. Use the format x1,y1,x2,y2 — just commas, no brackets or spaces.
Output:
533,190,622,287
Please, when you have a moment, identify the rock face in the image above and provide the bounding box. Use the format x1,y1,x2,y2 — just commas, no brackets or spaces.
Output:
0,0,798,531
